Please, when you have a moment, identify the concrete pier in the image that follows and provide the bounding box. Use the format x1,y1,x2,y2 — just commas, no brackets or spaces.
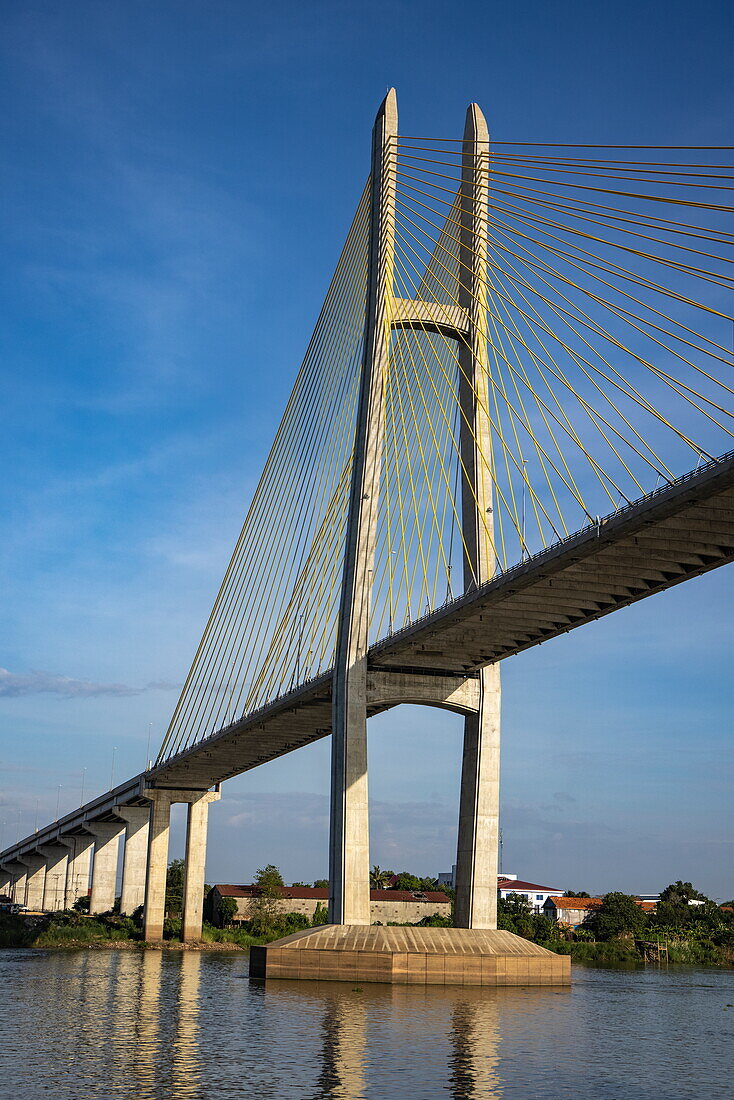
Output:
181,793,219,941
61,834,94,908
142,792,172,942
19,853,46,910
88,823,124,914
38,844,69,912
4,862,27,904
143,788,219,943
117,806,150,915
329,89,398,927
454,665,501,928
453,103,501,931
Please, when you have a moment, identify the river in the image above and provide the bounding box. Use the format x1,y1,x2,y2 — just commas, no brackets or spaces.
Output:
0,949,731,1098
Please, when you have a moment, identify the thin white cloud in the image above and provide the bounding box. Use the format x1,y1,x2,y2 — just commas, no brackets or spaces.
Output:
0,667,179,699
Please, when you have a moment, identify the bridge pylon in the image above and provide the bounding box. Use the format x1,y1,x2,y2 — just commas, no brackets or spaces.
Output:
328,91,501,929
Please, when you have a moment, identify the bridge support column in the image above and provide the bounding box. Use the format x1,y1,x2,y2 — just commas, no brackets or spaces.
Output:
329,89,398,927
61,834,94,909
142,793,172,942
88,823,124,914
452,103,502,932
19,853,46,910
0,866,10,897
4,861,27,905
38,845,69,912
182,791,220,942
117,807,150,915
454,664,501,929
142,788,218,943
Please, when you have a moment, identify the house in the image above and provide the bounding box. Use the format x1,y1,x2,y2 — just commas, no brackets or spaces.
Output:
437,868,564,914
543,897,602,928
544,896,658,928
498,877,564,914
208,885,451,926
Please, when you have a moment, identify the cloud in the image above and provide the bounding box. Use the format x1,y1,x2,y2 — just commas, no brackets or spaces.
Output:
0,667,179,699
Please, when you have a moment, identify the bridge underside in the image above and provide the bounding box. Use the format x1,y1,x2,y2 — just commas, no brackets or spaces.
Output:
149,452,734,790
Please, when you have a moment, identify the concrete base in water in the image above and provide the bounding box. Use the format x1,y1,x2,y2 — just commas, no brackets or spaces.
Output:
249,925,571,986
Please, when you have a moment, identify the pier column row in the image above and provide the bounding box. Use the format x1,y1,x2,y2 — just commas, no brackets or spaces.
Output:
142,788,220,943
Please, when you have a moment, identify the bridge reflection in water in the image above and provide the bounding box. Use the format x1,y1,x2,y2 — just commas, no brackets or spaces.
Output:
0,949,579,1098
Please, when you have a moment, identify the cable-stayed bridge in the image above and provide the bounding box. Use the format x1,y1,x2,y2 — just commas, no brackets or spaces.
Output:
3,90,733,952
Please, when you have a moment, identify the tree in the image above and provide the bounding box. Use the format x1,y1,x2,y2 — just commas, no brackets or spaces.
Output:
248,865,285,935
564,890,590,898
218,896,238,928
166,859,185,917
256,864,285,891
498,893,533,937
370,865,393,889
312,902,328,926
313,879,328,889
583,892,645,940
393,872,423,891
660,881,708,906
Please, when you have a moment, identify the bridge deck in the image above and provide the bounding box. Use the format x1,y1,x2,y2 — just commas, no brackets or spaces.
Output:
3,452,733,862
149,450,734,790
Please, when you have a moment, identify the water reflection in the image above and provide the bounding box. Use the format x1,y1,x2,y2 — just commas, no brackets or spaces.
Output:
312,993,367,1099
171,953,202,1098
1,951,731,1099
448,996,502,1098
135,950,163,1093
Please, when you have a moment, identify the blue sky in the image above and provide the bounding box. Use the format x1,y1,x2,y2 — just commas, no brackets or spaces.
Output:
1,0,732,898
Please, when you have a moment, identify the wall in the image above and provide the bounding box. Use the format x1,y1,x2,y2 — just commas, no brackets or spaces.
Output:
212,891,450,926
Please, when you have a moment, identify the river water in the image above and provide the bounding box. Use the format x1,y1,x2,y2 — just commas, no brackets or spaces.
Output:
1,949,732,1098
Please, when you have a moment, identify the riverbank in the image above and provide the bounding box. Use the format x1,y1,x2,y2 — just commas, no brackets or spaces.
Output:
3,912,733,967
0,911,261,951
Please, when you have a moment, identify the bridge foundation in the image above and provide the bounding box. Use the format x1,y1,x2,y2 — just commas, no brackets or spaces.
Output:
116,806,150,915
38,844,69,912
87,823,124,914
19,853,46,910
251,926,570,986
60,834,94,909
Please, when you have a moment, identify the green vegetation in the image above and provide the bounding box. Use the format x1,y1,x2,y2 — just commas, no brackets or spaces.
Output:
5,862,731,970
584,892,647,940
165,858,185,917
0,910,141,949
498,884,734,968
217,896,238,926
368,865,440,891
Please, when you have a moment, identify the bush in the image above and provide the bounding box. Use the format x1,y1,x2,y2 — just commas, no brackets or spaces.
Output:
583,893,646,940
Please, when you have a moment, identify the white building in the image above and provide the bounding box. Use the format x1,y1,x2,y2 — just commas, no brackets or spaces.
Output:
436,869,563,915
